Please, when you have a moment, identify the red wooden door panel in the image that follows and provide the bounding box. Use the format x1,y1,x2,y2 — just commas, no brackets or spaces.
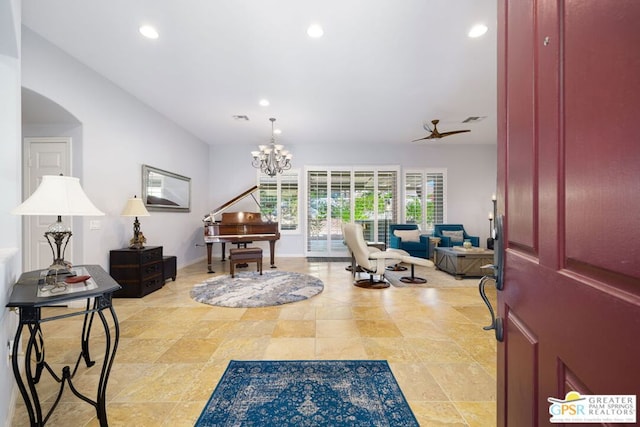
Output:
497,1,640,426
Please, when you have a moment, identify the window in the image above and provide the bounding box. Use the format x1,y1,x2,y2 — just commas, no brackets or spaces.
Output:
404,169,446,233
258,170,299,232
306,167,399,256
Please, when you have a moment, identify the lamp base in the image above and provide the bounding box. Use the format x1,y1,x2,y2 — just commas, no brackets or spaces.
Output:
487,237,495,250
129,232,147,249
44,224,73,276
47,260,72,276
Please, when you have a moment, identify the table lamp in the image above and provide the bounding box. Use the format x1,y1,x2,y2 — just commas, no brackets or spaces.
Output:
12,175,105,274
121,195,150,249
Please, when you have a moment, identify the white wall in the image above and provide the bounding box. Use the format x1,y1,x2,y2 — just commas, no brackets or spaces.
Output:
21,28,211,269
0,0,22,424
210,141,497,257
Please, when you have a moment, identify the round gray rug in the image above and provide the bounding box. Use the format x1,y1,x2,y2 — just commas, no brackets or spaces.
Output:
190,270,324,308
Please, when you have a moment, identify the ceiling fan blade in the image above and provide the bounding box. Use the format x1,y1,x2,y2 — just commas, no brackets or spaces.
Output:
411,134,437,142
438,129,470,138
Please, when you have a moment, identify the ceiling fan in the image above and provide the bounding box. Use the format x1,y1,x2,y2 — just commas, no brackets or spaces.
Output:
412,119,470,142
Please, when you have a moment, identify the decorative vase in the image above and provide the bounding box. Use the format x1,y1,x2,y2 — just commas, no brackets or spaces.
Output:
463,239,472,249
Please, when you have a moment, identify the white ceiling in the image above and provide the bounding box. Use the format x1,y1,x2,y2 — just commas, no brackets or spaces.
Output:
21,0,497,147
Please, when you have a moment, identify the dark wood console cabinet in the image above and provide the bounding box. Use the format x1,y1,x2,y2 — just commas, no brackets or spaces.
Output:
110,246,164,297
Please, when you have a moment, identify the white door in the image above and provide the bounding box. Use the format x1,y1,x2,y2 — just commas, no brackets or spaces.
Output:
22,137,71,271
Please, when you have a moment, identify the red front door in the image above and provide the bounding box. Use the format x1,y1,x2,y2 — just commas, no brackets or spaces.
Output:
497,1,640,425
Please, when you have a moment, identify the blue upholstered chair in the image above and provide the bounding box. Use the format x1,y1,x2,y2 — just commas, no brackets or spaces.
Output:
433,224,479,247
388,224,433,259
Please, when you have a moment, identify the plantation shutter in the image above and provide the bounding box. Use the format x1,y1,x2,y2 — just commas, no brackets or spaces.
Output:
404,169,446,233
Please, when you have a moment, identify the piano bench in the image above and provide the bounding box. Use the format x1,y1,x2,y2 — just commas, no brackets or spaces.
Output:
229,248,263,278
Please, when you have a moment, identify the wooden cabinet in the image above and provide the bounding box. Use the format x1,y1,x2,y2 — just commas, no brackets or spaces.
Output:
109,246,163,297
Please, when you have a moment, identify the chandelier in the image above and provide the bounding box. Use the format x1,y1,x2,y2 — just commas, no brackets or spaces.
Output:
251,117,292,177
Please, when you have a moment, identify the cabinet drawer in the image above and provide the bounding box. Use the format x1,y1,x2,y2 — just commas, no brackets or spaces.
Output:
113,275,163,298
141,247,162,264
141,261,162,278
110,246,163,265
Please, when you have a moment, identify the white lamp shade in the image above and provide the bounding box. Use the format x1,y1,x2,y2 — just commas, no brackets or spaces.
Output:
121,197,150,217
12,175,104,216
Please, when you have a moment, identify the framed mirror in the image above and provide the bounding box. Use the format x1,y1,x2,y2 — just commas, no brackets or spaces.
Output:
142,164,191,212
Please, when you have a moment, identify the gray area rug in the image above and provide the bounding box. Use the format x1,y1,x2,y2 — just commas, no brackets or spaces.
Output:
191,270,324,308
385,264,480,287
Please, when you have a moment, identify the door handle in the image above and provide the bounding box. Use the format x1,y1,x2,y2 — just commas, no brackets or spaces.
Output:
479,275,504,341
478,213,504,342
494,214,504,290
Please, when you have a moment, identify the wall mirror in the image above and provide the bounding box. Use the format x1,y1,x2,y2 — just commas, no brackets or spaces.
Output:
142,164,191,212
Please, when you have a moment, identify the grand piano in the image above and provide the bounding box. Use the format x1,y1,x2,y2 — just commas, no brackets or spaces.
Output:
203,185,280,273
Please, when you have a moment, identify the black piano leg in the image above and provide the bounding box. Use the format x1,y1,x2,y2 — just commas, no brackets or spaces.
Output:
206,243,215,274
269,241,277,268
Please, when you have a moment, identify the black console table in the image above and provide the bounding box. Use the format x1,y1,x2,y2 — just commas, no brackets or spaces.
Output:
6,265,121,427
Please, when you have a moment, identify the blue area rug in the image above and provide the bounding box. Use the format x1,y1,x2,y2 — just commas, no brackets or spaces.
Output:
195,360,419,426
191,271,324,308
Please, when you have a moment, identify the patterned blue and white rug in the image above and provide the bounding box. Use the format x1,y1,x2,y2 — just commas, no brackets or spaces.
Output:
190,271,324,308
195,360,419,426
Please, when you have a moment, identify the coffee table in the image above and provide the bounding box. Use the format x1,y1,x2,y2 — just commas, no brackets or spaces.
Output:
434,247,494,279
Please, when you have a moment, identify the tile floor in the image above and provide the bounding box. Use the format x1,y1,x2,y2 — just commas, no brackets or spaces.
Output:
11,257,497,426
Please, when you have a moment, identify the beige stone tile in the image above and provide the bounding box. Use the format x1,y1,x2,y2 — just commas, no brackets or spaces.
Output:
211,337,269,360
240,306,282,320
156,337,222,363
315,337,368,359
316,319,360,338
455,336,497,378
125,307,179,322
355,319,403,337
455,401,497,427
362,337,420,362
118,320,158,338
409,338,475,363
200,306,247,320
394,319,451,340
179,362,227,401
183,320,236,338
113,363,201,402
263,338,315,359
93,402,177,426
226,320,277,337
351,305,391,319
114,338,177,363
435,320,489,341
390,362,450,401
454,305,494,324
409,401,468,426
163,401,208,427
428,362,497,402
278,305,317,320
316,305,353,319
273,320,316,337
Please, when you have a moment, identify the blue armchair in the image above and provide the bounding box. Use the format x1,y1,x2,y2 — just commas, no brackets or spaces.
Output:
389,224,433,259
433,224,479,247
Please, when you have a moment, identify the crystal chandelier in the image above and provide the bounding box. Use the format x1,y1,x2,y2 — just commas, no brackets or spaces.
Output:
251,117,292,177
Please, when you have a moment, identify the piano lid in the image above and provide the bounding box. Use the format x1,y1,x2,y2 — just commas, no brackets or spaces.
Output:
204,185,260,221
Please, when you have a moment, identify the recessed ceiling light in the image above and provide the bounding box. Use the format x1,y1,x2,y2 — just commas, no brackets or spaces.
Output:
307,24,324,38
468,24,488,38
139,25,159,39
259,99,270,107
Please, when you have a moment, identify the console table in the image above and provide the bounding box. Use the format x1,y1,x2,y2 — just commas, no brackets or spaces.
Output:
6,265,120,427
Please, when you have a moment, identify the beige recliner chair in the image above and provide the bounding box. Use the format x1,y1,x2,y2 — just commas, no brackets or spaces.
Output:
343,223,435,288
